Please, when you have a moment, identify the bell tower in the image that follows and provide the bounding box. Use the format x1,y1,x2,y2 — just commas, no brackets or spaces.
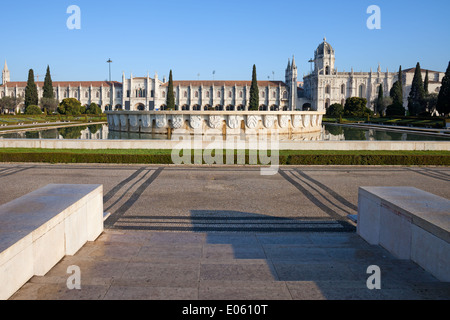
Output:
314,38,335,75
285,56,298,110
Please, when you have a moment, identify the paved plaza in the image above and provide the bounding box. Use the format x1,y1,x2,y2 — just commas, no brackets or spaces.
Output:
0,164,449,300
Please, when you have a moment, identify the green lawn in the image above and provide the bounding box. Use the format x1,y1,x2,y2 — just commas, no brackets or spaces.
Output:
0,114,107,126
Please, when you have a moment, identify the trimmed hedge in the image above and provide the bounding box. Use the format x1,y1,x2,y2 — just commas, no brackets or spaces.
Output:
0,152,449,166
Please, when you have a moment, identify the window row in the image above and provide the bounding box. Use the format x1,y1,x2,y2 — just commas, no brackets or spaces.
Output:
161,90,287,99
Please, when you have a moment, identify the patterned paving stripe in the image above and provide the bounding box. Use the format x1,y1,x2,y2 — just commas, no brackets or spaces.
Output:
112,216,353,233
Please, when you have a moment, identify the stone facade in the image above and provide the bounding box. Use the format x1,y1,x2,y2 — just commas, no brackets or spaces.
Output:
1,39,445,114
302,38,445,113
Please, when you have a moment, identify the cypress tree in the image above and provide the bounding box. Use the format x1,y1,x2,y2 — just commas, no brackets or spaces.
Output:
166,70,175,110
424,69,429,94
376,84,383,114
249,64,259,111
24,69,39,108
407,62,426,116
43,65,54,99
390,66,403,107
436,61,450,116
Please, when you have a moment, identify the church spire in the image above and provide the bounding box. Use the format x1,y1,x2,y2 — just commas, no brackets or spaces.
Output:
292,55,296,68
2,60,10,85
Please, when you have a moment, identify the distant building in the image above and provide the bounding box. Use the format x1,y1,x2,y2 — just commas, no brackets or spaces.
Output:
1,39,445,114
302,38,445,113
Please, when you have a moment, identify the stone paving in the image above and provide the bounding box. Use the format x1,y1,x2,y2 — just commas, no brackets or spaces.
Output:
1,164,449,300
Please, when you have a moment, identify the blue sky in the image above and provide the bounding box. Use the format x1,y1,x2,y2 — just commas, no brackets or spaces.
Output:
2,0,449,82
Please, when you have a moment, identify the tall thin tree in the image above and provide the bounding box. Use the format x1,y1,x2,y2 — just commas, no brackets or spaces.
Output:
249,65,259,111
424,69,429,94
376,84,383,115
166,70,175,110
42,65,54,99
436,61,450,116
407,62,426,116
24,69,38,108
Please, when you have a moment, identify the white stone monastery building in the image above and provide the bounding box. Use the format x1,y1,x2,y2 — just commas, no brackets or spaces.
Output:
1,39,445,114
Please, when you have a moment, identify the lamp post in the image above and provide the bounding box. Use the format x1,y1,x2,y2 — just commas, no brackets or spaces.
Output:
107,59,112,111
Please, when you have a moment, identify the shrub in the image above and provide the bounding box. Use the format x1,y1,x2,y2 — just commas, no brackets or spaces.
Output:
385,104,406,116
86,103,102,115
344,97,372,117
58,98,82,115
326,103,344,117
24,105,43,115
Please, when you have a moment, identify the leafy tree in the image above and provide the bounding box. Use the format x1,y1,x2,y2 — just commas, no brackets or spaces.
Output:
166,70,175,110
249,65,259,111
407,62,426,116
86,102,102,115
0,96,23,114
42,65,54,99
326,103,344,117
24,105,42,115
424,93,438,115
40,97,58,114
344,97,372,117
58,98,82,115
24,69,38,108
436,61,450,116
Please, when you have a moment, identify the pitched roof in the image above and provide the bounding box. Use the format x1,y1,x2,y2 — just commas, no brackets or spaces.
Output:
0,81,122,88
161,80,286,87
403,67,442,74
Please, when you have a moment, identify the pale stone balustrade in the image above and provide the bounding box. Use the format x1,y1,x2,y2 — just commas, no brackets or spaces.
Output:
106,111,325,135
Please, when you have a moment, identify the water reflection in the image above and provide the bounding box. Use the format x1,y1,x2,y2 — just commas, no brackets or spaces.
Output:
0,124,449,141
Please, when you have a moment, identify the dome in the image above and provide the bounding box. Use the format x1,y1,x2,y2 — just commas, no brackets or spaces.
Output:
316,38,334,56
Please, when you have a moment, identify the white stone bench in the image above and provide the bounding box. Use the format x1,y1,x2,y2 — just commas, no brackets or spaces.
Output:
357,187,450,282
0,184,103,300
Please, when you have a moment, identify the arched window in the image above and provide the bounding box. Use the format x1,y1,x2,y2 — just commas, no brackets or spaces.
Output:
228,91,232,98
96,91,100,98
282,91,287,99
341,84,345,95
273,91,276,98
262,91,265,98
162,91,166,98
239,91,243,98
217,91,221,98
325,66,330,75
206,91,210,98
359,84,365,98
64,92,67,98
85,92,89,98
195,91,198,98
183,91,187,98
325,98,330,109
74,91,78,98
325,85,331,94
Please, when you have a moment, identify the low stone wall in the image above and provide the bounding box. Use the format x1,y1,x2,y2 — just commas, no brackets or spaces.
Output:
1,139,450,151
357,187,450,282
105,111,325,135
0,184,103,300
